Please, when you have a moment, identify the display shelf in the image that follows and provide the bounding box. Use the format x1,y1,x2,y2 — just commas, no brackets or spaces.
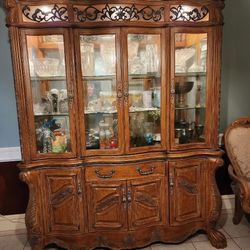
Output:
85,110,117,114
175,106,206,110
175,72,206,77
34,113,69,116
129,107,160,113
31,76,66,81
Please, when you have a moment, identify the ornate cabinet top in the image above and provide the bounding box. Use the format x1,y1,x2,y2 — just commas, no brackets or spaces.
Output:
5,0,224,27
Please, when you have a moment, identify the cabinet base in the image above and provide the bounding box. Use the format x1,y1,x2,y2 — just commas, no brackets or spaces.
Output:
27,223,227,250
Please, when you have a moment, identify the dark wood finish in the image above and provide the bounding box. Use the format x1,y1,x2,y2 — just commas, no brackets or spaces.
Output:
0,162,28,215
225,117,250,224
5,0,226,249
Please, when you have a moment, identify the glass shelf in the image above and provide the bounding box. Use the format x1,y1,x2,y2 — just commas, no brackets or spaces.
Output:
175,72,206,77
31,76,66,81
85,110,117,114
83,75,116,81
129,107,160,113
34,113,69,116
175,106,206,110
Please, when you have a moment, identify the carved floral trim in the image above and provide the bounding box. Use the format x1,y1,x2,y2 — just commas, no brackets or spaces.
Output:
73,4,164,22
170,5,209,22
22,4,68,23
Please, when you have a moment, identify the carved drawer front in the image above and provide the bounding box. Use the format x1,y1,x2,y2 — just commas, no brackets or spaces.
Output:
85,161,165,182
128,177,166,230
169,159,205,225
86,181,127,232
43,169,83,233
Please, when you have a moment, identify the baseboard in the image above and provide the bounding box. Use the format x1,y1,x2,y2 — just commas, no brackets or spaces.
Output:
0,147,21,162
222,194,235,212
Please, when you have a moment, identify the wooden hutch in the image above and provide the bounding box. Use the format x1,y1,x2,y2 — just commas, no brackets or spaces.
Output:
5,0,226,249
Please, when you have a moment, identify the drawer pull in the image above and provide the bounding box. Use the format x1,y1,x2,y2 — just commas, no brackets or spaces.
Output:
137,166,155,176
95,168,115,179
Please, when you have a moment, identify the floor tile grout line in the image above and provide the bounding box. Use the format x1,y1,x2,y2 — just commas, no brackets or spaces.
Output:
230,237,244,250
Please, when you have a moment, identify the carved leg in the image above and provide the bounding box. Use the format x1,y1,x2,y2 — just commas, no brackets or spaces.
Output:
206,158,227,249
233,192,244,225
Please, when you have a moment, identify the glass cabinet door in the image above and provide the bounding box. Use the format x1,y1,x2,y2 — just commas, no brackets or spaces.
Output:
125,31,163,151
78,31,122,153
24,32,75,157
172,31,209,147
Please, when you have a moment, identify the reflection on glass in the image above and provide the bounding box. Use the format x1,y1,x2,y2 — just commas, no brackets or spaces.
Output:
26,35,71,154
128,34,161,148
80,35,118,150
174,33,207,144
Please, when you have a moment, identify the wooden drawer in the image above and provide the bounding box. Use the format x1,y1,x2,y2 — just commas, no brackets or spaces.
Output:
85,161,165,182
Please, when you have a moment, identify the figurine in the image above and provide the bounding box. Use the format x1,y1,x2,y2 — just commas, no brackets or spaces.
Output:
47,89,59,113
36,126,56,153
59,89,68,113
36,119,60,153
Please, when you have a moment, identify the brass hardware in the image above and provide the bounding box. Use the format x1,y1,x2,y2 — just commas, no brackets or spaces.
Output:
122,187,127,203
169,172,174,195
170,79,175,106
68,89,74,109
127,188,132,203
95,168,115,179
124,81,129,105
77,180,82,195
137,166,155,176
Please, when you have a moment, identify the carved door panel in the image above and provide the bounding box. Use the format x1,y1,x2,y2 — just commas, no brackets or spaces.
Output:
128,177,165,229
87,181,127,232
169,159,205,225
43,169,83,233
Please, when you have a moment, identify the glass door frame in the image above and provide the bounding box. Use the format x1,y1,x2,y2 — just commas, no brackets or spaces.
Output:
74,28,125,156
21,28,77,159
170,27,214,151
122,27,167,154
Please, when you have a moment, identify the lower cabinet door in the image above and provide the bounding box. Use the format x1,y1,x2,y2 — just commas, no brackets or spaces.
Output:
86,181,127,232
128,177,165,229
169,159,205,225
43,168,83,233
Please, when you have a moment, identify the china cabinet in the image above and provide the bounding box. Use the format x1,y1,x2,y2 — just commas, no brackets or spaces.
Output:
5,0,226,249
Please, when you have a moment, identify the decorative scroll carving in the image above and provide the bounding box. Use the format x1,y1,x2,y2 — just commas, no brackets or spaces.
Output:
20,172,41,235
22,4,68,23
136,193,156,207
96,194,120,212
50,186,74,205
178,178,198,194
170,5,209,22
74,4,164,22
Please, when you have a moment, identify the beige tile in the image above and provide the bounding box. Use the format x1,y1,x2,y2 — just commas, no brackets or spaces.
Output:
0,220,26,236
151,242,195,249
0,215,7,221
222,214,250,238
4,214,25,221
0,234,27,250
232,237,250,250
193,239,240,250
190,228,230,243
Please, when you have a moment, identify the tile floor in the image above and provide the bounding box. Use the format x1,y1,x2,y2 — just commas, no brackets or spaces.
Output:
0,210,249,250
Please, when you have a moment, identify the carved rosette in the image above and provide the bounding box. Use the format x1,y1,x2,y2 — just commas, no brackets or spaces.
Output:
20,171,42,235
5,0,19,24
73,4,164,22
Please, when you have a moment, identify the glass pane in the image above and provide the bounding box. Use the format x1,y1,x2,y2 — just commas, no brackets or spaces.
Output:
80,35,119,150
128,34,161,148
26,35,72,154
174,33,207,145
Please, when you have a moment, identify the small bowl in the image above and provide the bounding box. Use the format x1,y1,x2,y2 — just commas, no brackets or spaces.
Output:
175,81,194,94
